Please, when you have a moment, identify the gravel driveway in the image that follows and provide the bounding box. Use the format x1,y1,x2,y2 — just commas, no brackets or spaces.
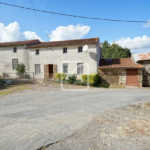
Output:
0,84,150,150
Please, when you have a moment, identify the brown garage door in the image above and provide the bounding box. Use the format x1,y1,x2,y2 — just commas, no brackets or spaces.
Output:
127,69,138,86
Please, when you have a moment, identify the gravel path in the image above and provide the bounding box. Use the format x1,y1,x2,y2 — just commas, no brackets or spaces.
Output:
0,84,150,150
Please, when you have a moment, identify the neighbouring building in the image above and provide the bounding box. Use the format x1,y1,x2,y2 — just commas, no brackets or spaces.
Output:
132,53,150,87
99,58,143,87
0,37,101,79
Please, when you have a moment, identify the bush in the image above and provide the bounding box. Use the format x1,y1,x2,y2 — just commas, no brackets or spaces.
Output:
75,79,87,86
99,83,109,88
0,78,6,85
16,63,26,76
81,73,100,85
55,73,67,81
66,74,77,84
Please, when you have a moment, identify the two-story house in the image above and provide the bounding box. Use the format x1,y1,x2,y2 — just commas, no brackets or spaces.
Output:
0,37,101,79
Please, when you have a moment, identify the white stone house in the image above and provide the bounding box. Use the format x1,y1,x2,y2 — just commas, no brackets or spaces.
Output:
0,37,101,79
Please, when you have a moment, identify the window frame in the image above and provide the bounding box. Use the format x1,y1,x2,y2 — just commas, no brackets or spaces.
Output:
12,59,18,70
35,49,39,55
63,64,68,74
13,47,17,53
78,47,83,53
77,63,83,74
63,48,67,54
35,64,41,75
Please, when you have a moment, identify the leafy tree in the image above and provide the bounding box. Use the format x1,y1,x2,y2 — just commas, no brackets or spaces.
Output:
16,63,26,75
102,41,131,58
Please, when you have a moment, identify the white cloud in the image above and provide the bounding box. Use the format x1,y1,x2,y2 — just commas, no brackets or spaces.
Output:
114,35,150,54
143,20,150,28
49,24,90,41
0,22,43,42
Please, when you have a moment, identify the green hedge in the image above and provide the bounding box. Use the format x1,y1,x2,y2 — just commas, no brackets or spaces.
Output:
55,73,67,81
81,73,99,85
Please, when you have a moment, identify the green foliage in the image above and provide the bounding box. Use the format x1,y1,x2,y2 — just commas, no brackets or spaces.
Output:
55,73,67,81
16,63,26,75
66,74,77,84
0,78,6,85
102,41,131,58
99,83,109,88
75,79,87,86
81,73,100,85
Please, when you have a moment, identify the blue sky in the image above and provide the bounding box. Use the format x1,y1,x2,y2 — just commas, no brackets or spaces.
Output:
0,0,150,53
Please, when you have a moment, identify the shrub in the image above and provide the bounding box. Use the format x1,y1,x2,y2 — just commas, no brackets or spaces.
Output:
99,83,109,88
81,73,100,85
16,63,26,76
0,78,6,85
55,73,67,81
75,79,87,86
66,74,77,84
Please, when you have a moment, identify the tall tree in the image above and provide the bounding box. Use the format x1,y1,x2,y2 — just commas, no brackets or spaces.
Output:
102,41,131,58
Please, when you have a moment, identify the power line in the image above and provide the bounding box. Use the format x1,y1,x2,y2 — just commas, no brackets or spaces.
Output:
30,0,45,41
0,1,148,23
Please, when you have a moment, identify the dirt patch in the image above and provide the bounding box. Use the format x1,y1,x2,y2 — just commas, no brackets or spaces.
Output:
44,102,150,150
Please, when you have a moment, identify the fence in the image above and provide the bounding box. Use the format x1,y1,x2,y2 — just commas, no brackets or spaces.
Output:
3,72,37,84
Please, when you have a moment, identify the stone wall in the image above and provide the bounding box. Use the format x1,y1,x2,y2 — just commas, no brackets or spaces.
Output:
139,60,150,87
98,69,126,86
98,68,143,87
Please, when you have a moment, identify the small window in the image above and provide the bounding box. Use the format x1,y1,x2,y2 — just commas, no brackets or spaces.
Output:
13,47,17,53
63,48,67,53
35,64,41,75
12,59,18,70
78,47,82,53
36,49,39,55
63,64,68,74
77,63,83,74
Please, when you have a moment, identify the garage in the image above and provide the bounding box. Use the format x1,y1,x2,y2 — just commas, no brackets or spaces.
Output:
99,58,143,87
126,69,138,86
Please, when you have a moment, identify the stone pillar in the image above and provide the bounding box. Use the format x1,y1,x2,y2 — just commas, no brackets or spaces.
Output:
138,69,143,87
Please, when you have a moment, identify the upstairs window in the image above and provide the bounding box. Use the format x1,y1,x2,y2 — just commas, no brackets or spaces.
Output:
77,63,83,74
12,59,18,70
78,47,82,53
13,47,17,53
63,48,67,53
36,49,39,55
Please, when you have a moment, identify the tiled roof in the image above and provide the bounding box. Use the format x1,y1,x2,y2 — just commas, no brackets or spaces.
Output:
0,39,40,47
99,58,143,69
27,37,99,48
132,53,150,62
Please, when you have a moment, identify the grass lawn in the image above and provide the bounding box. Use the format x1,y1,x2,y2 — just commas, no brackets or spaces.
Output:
0,84,33,96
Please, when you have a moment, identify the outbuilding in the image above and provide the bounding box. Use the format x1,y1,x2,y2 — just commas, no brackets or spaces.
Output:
98,58,143,87
132,53,150,87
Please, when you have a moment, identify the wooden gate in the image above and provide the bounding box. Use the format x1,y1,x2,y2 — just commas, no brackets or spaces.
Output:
127,69,138,86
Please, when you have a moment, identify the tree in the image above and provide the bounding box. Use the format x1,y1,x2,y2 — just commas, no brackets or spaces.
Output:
102,41,131,58
16,63,26,76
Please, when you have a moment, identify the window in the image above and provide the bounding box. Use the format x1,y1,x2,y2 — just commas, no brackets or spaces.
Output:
13,47,17,53
78,47,82,53
63,48,67,53
63,64,68,74
77,63,83,74
36,49,39,55
12,59,18,70
35,64,41,75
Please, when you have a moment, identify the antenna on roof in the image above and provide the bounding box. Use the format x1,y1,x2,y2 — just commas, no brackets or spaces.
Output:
83,45,88,52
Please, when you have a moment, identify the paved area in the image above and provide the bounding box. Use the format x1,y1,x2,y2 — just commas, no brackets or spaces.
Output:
0,84,150,150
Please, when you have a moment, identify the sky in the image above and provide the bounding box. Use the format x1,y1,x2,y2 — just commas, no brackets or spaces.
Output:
0,0,150,54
